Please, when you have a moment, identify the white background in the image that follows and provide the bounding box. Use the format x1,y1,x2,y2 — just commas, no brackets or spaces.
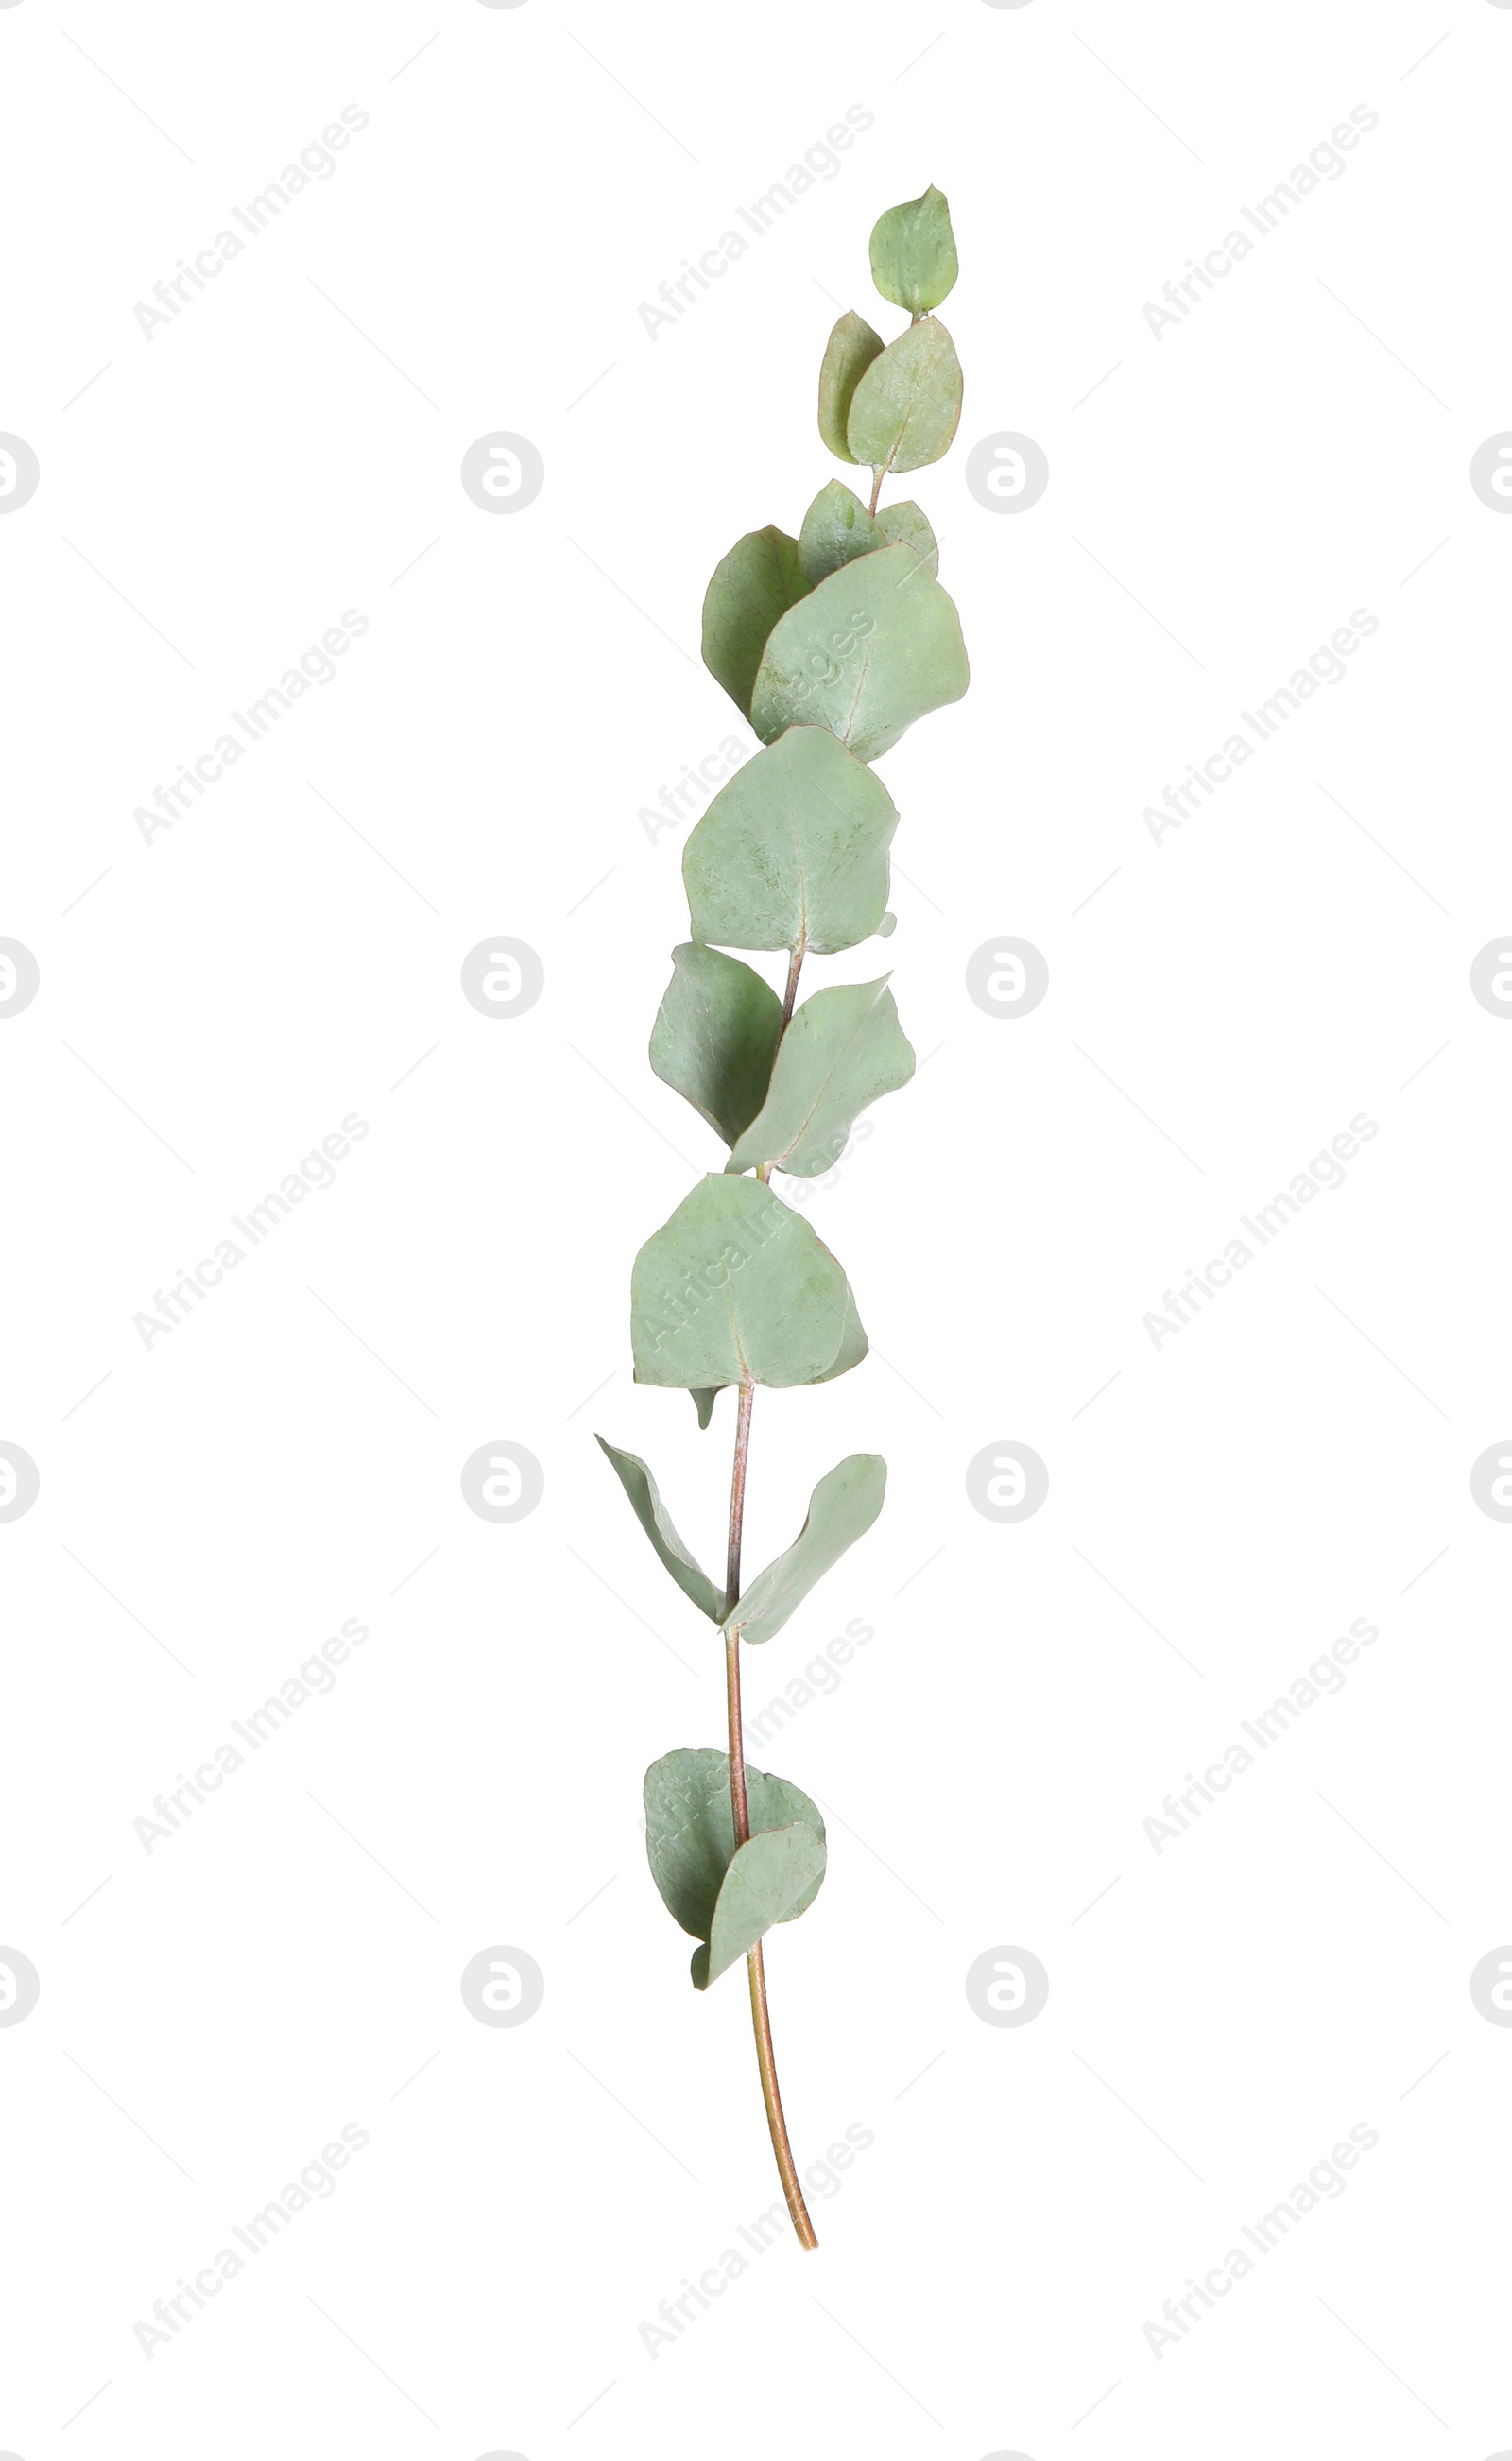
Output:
3,0,1510,2452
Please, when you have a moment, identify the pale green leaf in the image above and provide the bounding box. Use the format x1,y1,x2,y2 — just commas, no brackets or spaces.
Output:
876,499,938,579
728,976,915,1178
869,184,958,314
877,911,898,937
649,944,782,1147
690,1386,723,1430
814,1288,867,1385
847,318,963,476
631,1173,865,1390
594,1437,726,1622
644,1747,826,1944
799,479,884,586
683,724,899,955
726,1454,887,1645
750,546,969,763
817,309,885,462
701,525,809,721
696,1824,826,1987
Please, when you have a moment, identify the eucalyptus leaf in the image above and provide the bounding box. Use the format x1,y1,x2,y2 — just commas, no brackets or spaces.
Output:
847,318,963,476
594,1437,726,1622
644,1747,826,1941
814,1288,867,1385
691,1386,723,1430
750,546,969,763
697,1824,826,1987
817,309,885,462
726,1454,887,1645
701,525,810,722
877,912,898,938
631,1173,865,1391
869,184,958,314
649,944,783,1147
876,499,938,579
728,976,915,1178
799,480,884,586
683,725,899,955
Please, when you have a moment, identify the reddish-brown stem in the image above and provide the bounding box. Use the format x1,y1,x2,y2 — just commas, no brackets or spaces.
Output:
779,939,805,1032
723,972,818,2251
725,1386,818,2251
868,464,885,517
723,1377,755,1845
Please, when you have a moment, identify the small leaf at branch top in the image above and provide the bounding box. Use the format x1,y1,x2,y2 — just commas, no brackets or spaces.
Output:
726,1454,887,1645
799,480,885,586
649,944,783,1147
876,499,938,578
683,725,898,955
869,184,958,314
751,546,969,763
696,1824,826,1987
631,1174,866,1390
701,525,810,721
728,976,915,1178
817,309,885,462
595,1437,726,1621
847,319,963,475
644,1747,826,1943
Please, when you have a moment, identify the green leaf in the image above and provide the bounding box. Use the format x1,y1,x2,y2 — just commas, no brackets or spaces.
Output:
701,525,810,722
644,1747,826,1943
683,725,899,955
750,546,970,763
690,1386,723,1430
631,1173,866,1390
728,976,915,1178
799,480,884,586
869,184,958,314
649,944,783,1148
725,1454,887,1645
696,1824,826,1987
817,309,885,463
594,1437,726,1622
876,499,938,579
816,1289,867,1384
847,319,963,476
877,911,898,938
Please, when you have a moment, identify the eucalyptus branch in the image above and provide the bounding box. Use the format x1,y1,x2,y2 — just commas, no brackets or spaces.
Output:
597,184,968,2246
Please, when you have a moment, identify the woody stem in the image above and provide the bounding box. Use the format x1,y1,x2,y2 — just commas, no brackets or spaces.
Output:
721,930,817,2248
724,1374,818,2251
